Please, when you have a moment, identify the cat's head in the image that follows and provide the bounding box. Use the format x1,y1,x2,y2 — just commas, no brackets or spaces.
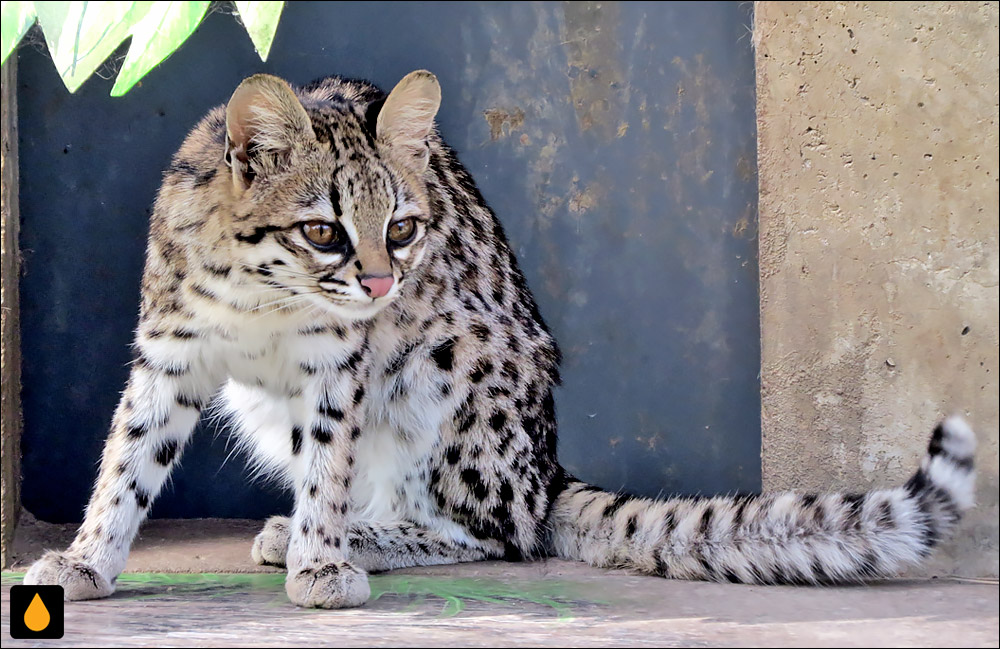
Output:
220,71,441,321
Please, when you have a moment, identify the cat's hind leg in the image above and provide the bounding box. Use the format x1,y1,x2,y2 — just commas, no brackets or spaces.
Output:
349,522,500,572
251,515,291,567
251,519,500,571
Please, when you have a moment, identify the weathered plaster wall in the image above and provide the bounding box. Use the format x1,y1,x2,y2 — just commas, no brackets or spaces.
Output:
756,1,999,577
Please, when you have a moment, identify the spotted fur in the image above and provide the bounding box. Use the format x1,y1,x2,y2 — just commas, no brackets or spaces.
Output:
25,72,977,607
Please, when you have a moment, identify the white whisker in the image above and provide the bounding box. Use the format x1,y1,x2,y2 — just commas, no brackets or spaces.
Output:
249,293,320,320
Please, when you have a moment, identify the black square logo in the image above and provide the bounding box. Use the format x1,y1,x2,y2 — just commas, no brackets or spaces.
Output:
9,585,65,639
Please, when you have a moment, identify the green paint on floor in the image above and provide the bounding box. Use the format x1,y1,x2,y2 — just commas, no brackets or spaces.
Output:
2,571,608,619
4,569,998,647
369,574,607,617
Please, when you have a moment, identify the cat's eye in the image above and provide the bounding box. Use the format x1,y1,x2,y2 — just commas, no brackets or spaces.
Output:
301,221,345,251
387,217,417,245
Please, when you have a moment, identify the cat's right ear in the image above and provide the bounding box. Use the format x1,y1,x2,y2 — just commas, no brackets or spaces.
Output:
225,74,312,191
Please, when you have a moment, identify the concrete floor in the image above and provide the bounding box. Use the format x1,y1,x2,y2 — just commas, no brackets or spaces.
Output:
4,516,999,647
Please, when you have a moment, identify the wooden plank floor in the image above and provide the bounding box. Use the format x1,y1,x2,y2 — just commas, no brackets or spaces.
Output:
5,517,998,647
4,567,999,647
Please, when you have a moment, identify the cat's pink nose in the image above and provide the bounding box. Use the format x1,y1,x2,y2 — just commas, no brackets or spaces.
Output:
359,274,394,299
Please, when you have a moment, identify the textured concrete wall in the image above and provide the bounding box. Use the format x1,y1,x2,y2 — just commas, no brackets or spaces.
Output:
756,1,999,577
1,59,22,568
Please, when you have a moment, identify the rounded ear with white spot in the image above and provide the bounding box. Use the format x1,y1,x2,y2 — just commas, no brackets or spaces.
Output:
225,74,312,190
376,70,442,173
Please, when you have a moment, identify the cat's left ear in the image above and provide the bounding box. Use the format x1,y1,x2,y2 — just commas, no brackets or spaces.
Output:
225,74,312,190
375,70,441,173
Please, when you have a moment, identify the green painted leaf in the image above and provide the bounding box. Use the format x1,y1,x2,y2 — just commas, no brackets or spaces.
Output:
1,1,37,66
34,1,155,93
109,0,209,96
234,1,284,61
4,0,286,95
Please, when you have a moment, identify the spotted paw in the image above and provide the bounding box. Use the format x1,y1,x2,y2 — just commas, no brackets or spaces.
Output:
251,516,290,568
286,561,369,608
24,551,114,601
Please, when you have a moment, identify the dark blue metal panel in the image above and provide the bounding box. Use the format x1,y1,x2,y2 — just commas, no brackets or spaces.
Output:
17,1,759,522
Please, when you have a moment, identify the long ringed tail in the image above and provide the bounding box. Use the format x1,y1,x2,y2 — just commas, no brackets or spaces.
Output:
547,417,976,584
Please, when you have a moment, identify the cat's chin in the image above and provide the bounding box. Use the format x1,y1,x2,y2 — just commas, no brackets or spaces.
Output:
315,297,393,322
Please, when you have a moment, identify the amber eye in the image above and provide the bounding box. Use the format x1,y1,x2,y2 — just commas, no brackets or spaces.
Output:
387,217,417,245
301,221,345,251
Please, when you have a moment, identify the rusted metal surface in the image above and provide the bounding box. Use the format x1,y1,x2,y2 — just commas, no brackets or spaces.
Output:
16,1,759,521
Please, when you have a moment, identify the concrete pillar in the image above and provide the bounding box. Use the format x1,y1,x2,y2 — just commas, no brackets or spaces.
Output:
755,1,999,577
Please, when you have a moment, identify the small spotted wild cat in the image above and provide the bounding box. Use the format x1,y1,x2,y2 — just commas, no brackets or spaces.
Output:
25,71,976,608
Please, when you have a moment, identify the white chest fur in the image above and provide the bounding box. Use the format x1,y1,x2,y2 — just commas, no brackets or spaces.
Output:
350,322,474,543
211,308,472,543
351,346,456,529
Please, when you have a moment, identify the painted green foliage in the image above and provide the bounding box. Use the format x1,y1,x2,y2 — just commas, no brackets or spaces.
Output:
233,1,283,61
0,1,285,96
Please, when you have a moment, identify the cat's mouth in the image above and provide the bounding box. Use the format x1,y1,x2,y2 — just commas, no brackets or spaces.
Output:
312,288,399,322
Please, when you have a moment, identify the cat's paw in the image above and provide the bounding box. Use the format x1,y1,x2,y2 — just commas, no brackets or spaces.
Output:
251,516,290,567
24,551,114,601
286,561,369,609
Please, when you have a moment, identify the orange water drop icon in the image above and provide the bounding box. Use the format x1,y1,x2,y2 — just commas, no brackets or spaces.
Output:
24,592,51,632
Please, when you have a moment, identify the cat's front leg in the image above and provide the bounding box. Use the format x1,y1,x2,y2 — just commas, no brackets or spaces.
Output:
284,369,369,609
24,329,218,599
